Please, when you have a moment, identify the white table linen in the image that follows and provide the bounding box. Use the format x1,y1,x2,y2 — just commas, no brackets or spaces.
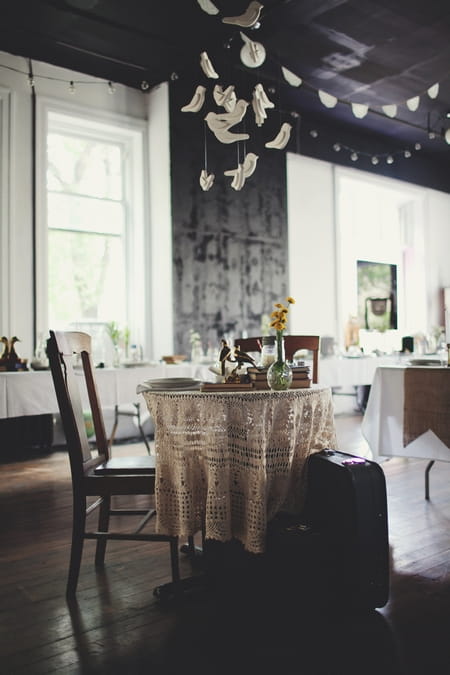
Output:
361,365,450,463
0,363,215,419
142,386,337,554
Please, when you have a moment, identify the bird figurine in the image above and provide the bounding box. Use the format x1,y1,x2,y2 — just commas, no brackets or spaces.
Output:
219,339,233,376
204,99,250,144
233,345,258,369
252,83,274,126
199,168,215,191
265,122,292,150
200,51,219,79
1,336,9,360
213,84,237,113
181,85,206,113
4,336,28,371
0,336,9,369
222,1,264,28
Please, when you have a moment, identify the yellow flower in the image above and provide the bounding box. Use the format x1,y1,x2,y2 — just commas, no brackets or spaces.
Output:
269,295,295,335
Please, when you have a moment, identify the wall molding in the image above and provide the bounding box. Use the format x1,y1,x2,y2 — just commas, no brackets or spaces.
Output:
0,86,11,332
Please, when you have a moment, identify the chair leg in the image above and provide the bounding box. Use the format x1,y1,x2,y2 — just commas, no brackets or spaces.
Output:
108,405,119,448
95,496,111,567
170,537,180,584
134,402,151,454
67,497,87,597
425,460,435,500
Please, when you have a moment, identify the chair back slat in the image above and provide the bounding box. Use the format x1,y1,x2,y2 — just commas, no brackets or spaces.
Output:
47,331,109,480
234,335,320,383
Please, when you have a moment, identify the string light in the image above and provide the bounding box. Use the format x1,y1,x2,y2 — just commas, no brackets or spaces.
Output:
313,129,421,165
0,61,126,94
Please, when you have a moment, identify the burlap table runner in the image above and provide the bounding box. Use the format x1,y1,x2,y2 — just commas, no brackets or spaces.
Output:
403,367,450,447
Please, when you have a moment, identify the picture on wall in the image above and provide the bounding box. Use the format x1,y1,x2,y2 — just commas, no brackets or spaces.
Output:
357,260,397,331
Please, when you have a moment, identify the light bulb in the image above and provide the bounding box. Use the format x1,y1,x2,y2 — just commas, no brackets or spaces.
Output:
415,142,422,151
141,80,150,91
386,155,394,164
404,150,411,158
350,152,358,161
333,143,341,152
371,156,379,165
445,128,450,145
310,130,318,138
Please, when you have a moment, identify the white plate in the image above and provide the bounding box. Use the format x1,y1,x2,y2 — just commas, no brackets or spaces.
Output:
122,360,150,367
137,378,202,393
408,359,441,366
147,377,198,385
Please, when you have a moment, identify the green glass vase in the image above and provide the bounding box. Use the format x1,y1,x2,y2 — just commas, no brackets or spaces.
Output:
266,332,293,391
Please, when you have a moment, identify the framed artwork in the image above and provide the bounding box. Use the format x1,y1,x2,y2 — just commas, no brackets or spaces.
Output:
357,260,397,331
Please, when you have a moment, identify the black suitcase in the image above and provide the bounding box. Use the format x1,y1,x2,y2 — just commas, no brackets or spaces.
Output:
267,449,389,610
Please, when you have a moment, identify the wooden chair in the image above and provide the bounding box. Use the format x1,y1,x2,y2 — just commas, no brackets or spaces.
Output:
47,330,180,597
234,335,320,383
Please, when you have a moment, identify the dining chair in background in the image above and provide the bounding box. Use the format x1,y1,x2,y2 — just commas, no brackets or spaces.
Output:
47,330,181,598
234,335,320,383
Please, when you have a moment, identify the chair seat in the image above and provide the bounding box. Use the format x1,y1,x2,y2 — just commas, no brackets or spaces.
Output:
94,455,156,475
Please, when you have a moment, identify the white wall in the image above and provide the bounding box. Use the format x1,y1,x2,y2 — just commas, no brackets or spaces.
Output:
0,51,146,360
287,153,338,338
286,152,450,346
424,188,450,329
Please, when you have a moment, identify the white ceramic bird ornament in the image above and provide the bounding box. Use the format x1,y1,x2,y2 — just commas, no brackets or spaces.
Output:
252,83,274,126
200,51,219,79
196,0,219,15
222,1,264,28
199,169,215,191
224,152,259,190
239,31,266,68
181,85,206,113
204,99,250,144
213,84,237,112
265,122,292,150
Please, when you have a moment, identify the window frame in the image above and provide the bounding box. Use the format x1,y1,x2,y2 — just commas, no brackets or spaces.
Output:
36,97,149,354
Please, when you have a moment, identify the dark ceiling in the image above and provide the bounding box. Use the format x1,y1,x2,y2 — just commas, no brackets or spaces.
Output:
1,0,450,162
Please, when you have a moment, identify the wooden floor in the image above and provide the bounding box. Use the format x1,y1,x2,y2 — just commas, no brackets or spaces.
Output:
1,414,450,675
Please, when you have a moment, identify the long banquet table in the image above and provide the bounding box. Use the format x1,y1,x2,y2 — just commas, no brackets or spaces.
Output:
141,385,337,554
0,362,215,419
361,365,450,464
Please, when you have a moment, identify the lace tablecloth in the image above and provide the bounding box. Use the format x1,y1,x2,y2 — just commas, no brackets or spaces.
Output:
142,387,337,553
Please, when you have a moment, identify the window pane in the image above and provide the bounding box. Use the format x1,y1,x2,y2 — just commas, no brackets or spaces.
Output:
48,230,126,325
47,133,122,199
48,192,123,235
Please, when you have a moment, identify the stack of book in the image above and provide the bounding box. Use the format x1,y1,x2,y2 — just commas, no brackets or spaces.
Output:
247,365,311,390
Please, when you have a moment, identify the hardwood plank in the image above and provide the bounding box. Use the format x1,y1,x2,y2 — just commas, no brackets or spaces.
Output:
1,421,450,674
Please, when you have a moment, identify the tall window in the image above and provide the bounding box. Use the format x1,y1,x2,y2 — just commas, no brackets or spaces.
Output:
37,103,147,356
